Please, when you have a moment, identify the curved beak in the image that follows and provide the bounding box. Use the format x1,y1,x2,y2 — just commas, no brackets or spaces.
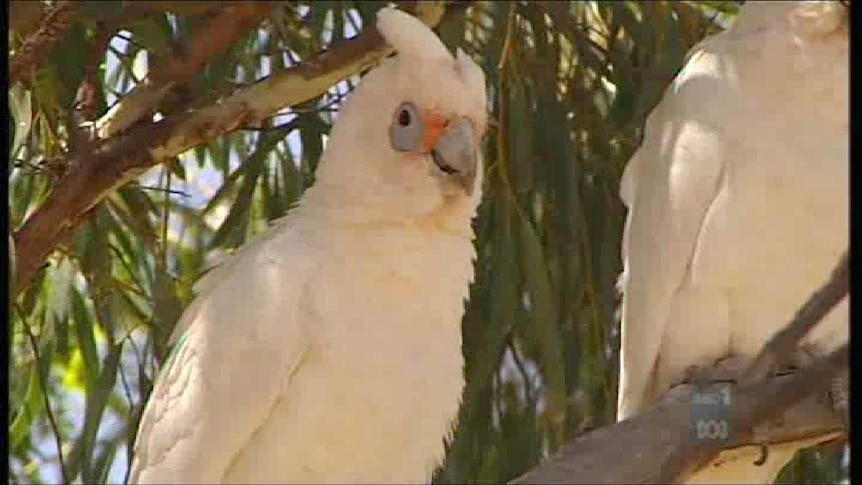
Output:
427,119,480,195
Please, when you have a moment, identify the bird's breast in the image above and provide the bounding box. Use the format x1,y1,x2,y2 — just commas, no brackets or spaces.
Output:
686,115,848,357
223,226,474,483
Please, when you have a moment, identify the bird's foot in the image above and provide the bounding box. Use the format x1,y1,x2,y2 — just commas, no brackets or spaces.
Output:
682,354,754,389
752,443,769,466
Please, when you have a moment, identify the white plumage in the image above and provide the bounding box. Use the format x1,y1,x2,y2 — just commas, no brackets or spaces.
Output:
616,1,848,483
130,8,487,483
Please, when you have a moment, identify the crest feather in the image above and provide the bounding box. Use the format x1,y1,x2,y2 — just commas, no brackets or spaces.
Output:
376,7,452,61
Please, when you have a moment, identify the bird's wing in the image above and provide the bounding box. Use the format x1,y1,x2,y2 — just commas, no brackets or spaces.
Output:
130,220,318,483
616,45,730,420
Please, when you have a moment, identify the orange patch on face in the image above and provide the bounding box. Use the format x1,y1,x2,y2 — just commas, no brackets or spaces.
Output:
421,111,449,152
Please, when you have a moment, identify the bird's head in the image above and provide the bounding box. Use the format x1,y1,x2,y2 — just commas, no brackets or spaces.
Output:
304,7,488,231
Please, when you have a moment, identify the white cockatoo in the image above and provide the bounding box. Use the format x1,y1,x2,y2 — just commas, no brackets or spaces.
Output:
616,1,848,483
130,8,487,484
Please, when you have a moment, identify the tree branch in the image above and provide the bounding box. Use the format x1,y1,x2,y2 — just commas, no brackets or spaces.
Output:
10,1,82,86
12,2,449,295
511,252,850,484
95,2,275,139
660,344,848,483
10,1,48,38
511,361,846,485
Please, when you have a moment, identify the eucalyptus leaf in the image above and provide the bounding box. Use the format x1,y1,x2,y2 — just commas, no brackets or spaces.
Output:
9,85,33,160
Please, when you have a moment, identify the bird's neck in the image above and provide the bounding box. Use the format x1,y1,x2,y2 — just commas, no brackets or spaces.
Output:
297,182,478,240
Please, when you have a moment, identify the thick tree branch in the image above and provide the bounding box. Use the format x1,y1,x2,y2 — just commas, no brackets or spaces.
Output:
512,252,850,484
662,250,850,483
661,344,848,483
9,1,82,86
152,3,273,86
511,369,845,484
94,2,275,139
12,2,449,295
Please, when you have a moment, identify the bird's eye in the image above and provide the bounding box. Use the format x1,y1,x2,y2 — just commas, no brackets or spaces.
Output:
390,102,423,152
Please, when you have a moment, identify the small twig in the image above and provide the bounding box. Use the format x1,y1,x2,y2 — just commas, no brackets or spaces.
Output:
135,184,190,198
112,32,151,52
240,118,302,133
497,2,518,71
107,45,148,85
16,303,70,484
297,90,351,113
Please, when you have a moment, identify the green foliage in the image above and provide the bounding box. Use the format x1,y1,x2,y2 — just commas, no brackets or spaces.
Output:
7,2,845,484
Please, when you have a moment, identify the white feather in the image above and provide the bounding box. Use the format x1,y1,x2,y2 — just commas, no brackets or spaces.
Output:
131,7,487,483
617,1,848,483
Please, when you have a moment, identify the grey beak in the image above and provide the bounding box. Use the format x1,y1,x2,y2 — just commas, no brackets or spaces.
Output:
431,119,479,195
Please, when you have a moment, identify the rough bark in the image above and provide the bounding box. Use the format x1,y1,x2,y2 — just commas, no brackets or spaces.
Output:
9,1,82,85
512,371,845,484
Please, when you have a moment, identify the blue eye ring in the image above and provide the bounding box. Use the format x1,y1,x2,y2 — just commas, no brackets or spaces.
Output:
390,102,424,152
